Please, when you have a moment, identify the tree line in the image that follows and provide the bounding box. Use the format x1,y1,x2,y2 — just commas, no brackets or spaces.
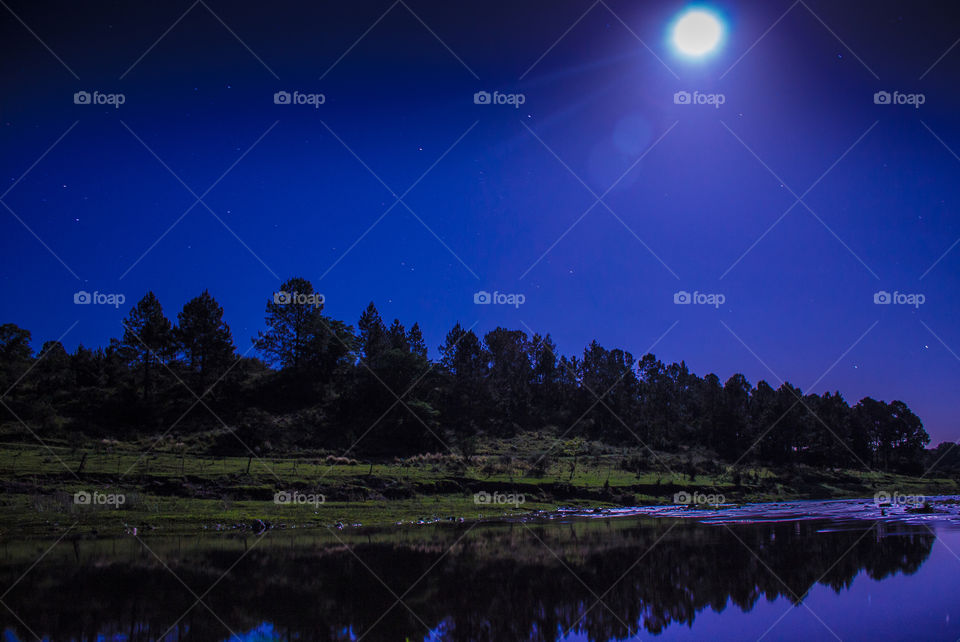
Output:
0,276,944,473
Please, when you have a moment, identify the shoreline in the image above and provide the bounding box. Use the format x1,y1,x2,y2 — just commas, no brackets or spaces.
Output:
2,441,957,539
3,487,958,541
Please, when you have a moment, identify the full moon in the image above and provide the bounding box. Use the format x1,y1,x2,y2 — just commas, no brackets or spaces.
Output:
671,9,724,57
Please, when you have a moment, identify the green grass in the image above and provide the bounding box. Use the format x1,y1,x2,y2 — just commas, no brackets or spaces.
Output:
0,438,957,538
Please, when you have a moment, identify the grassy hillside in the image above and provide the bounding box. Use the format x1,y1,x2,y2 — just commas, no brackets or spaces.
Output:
1,432,957,537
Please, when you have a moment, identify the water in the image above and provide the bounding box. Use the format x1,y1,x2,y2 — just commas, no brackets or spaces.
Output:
2,498,959,641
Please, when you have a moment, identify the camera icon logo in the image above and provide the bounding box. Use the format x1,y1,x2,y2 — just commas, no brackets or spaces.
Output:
873,91,891,105
873,290,891,304
473,91,491,105
673,290,691,304
273,291,292,305
74,490,91,505
673,491,691,504
274,91,291,105
473,290,492,304
73,91,91,105
273,491,292,504
673,91,691,105
74,290,92,304
473,491,491,504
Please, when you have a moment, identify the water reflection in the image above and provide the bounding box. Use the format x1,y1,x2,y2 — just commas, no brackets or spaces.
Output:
0,518,938,641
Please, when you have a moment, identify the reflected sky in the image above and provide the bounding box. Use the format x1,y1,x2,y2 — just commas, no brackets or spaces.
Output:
1,511,958,641
560,527,960,641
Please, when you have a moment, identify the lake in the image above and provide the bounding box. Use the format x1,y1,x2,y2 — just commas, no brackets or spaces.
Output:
2,498,959,641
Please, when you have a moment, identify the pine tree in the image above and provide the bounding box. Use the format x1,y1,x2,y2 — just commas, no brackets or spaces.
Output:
176,290,236,390
254,277,322,370
407,323,427,359
0,323,32,392
120,292,173,401
357,302,390,364
33,340,74,395
388,319,409,352
254,277,354,380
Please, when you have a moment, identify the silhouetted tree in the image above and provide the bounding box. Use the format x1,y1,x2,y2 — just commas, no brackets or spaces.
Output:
175,290,236,391
0,323,32,394
439,323,489,437
119,292,173,402
254,277,353,378
357,302,390,366
0,291,934,472
33,340,74,396
407,323,427,359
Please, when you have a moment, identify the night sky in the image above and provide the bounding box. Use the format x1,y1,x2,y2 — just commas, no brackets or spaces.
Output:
1,0,959,443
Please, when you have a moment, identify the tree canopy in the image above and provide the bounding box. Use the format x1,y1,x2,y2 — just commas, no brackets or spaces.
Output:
0,279,938,472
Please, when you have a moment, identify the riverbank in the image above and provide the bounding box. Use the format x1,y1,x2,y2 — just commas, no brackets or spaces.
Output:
1,439,957,537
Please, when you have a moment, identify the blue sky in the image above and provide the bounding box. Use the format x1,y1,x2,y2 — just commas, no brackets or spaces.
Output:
1,0,959,442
